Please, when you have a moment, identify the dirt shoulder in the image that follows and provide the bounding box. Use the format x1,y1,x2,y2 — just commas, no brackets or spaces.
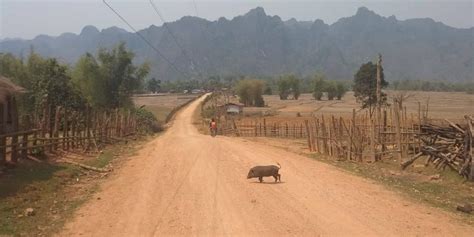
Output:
0,136,155,236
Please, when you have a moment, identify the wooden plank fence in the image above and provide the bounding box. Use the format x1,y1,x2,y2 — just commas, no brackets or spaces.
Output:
0,105,138,165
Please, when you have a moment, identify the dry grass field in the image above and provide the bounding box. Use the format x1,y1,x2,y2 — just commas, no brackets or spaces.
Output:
243,91,473,121
133,94,199,123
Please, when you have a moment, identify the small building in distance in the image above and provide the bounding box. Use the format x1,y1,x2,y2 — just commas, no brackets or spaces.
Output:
218,103,243,115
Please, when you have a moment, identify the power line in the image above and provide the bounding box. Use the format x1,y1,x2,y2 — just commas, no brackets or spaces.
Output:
149,0,202,78
191,0,199,18
102,0,189,79
190,0,220,78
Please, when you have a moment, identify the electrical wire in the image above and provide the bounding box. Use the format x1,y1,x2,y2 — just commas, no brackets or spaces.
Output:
102,0,189,78
149,0,202,78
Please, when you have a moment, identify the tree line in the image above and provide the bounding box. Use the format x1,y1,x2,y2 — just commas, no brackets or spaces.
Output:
390,79,474,94
0,43,158,132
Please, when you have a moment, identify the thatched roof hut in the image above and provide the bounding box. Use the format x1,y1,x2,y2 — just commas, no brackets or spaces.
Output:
0,76,25,133
0,76,25,103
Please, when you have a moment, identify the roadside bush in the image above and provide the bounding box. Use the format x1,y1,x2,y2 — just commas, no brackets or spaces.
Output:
201,106,217,119
133,107,162,134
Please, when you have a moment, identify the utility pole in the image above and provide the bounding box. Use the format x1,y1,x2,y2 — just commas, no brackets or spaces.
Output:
375,54,383,160
376,53,382,125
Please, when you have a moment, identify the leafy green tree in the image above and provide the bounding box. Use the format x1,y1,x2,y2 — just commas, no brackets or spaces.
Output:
312,74,326,100
147,78,161,93
335,82,347,100
35,58,85,110
1,51,87,114
0,53,29,87
235,79,265,107
326,82,337,100
277,74,300,100
277,76,291,100
73,43,149,108
263,85,273,95
204,76,223,91
289,75,301,100
353,62,388,114
72,53,105,107
97,43,149,108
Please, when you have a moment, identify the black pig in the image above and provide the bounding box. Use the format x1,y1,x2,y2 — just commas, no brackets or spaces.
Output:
247,163,281,183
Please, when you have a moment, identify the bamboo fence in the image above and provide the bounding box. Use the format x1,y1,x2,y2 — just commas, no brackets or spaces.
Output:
0,105,138,166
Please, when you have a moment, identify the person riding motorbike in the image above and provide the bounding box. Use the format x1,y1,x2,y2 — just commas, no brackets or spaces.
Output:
209,118,217,137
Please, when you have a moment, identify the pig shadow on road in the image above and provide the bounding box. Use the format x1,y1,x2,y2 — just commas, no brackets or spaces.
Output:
249,181,286,185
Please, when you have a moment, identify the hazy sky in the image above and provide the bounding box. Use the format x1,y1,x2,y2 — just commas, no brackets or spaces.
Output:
1,0,473,39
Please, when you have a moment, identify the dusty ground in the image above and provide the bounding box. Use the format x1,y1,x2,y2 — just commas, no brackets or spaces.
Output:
60,95,474,236
133,94,199,123
244,91,474,121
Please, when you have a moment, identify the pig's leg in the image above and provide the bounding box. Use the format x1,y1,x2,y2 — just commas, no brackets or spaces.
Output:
259,177,263,183
273,175,278,182
278,174,281,182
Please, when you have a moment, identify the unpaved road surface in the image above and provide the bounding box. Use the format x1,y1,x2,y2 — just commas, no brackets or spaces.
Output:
61,95,474,236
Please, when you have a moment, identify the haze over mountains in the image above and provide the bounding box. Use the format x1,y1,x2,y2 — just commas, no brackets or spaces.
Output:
1,7,472,81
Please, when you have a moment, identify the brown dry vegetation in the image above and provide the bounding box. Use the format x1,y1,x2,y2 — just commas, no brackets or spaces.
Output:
132,94,199,123
244,91,473,121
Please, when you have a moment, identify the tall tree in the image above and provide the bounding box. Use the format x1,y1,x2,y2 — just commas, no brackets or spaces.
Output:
312,73,326,101
277,76,290,100
353,62,388,115
72,53,105,107
277,74,300,100
326,81,337,100
235,79,265,107
147,78,161,93
73,43,149,108
335,82,347,100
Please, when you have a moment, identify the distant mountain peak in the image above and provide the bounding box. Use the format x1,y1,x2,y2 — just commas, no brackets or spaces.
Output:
355,6,380,18
245,7,266,17
101,26,128,34
80,25,99,36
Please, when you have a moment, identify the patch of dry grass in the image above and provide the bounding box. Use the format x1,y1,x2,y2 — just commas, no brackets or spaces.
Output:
256,91,473,121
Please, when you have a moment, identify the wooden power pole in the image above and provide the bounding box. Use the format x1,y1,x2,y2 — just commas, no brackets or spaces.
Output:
375,53,383,158
376,53,382,126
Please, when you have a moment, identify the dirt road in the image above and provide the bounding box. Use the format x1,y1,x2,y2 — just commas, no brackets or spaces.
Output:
61,95,473,236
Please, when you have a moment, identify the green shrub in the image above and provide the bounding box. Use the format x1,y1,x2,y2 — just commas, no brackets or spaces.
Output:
133,107,161,134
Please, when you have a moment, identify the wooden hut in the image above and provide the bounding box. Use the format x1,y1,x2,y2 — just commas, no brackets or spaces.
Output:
0,76,25,165
218,103,244,115
0,76,25,133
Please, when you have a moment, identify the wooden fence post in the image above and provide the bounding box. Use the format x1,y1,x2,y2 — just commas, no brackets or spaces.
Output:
86,106,91,150
21,115,31,159
321,115,328,155
263,118,267,137
0,104,6,166
393,99,403,163
369,118,376,162
304,120,312,151
349,109,355,160
468,120,473,181
11,97,19,163
52,106,61,151
314,119,320,153
63,108,69,151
